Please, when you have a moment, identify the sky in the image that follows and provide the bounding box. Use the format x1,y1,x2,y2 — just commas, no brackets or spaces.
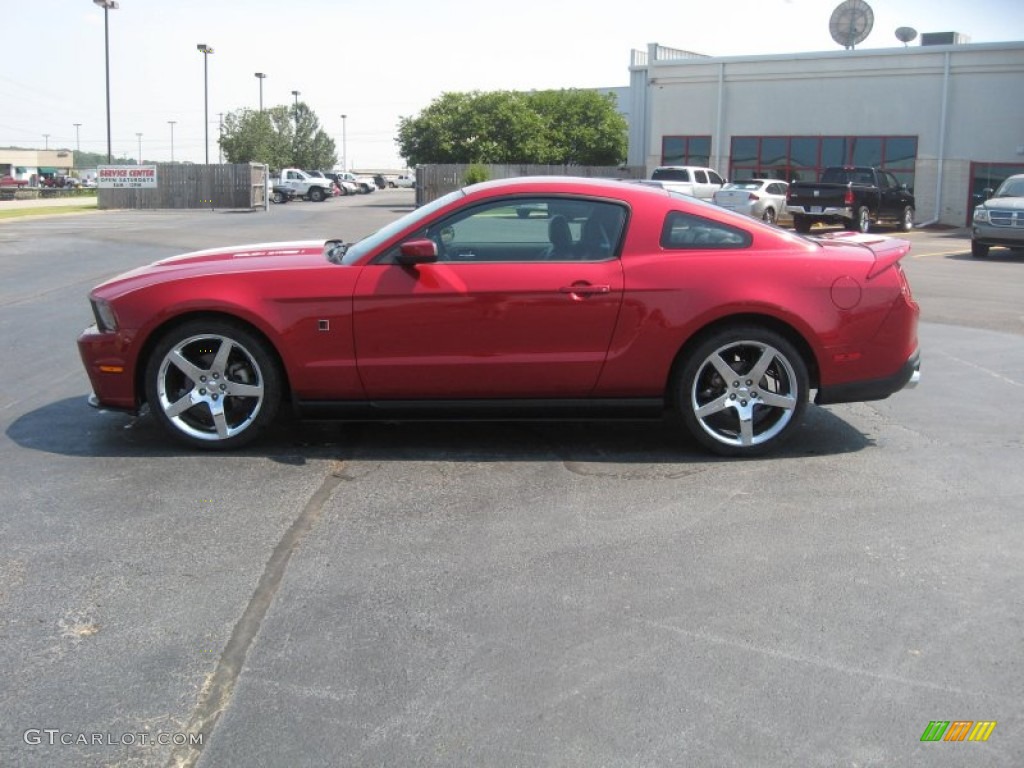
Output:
3,0,1022,170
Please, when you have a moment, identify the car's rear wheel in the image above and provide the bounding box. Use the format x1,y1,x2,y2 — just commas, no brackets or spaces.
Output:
674,326,808,457
971,241,990,258
792,214,812,234
308,187,325,202
762,208,777,225
144,320,282,450
272,190,286,204
853,206,870,233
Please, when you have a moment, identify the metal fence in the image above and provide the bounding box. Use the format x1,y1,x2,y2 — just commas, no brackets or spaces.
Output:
415,164,646,206
97,163,269,210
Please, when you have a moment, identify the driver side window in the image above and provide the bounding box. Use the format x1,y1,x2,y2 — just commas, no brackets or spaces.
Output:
383,197,627,263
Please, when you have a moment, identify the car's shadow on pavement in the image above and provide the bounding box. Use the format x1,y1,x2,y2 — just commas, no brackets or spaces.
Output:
8,396,873,463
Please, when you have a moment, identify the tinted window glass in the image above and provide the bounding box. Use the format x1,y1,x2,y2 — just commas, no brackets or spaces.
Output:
653,168,691,182
661,211,752,250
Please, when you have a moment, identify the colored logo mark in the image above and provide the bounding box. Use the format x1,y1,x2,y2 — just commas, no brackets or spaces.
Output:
920,721,997,742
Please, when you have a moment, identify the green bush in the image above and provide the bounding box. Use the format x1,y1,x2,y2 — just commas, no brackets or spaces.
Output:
463,164,490,185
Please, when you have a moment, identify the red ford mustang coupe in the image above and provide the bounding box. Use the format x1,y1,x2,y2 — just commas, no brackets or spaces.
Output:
78,177,920,456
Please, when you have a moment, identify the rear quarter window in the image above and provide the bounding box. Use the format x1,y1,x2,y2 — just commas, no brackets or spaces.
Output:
660,211,752,250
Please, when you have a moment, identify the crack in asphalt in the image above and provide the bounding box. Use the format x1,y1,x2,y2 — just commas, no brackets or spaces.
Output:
165,460,347,768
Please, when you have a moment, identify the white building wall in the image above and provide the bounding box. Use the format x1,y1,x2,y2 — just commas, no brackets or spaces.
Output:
630,42,1024,226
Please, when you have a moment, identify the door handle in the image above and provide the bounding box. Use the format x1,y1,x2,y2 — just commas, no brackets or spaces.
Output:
560,283,610,296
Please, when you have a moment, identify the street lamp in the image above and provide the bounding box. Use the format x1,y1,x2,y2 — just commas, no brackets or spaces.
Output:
73,123,82,153
168,121,176,162
291,90,300,128
255,72,267,112
93,0,118,164
43,133,50,150
197,43,214,164
340,114,347,172
136,132,142,164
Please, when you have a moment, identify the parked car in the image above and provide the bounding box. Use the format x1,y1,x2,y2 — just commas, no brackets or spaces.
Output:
334,171,376,194
971,174,1024,258
641,166,726,200
270,184,298,204
0,175,29,188
786,166,915,234
324,172,358,196
713,179,790,225
77,176,920,457
390,173,416,189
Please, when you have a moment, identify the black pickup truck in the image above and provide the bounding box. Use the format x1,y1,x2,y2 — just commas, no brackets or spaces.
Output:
786,166,915,234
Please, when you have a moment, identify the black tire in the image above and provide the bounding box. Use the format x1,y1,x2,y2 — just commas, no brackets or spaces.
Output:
762,207,777,225
673,326,809,457
308,186,325,202
144,319,282,450
272,190,285,204
971,241,990,259
850,206,870,233
792,214,812,234
899,206,914,232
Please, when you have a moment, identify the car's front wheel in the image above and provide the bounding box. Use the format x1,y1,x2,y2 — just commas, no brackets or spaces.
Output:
144,320,282,449
674,327,808,457
971,241,990,259
899,206,914,231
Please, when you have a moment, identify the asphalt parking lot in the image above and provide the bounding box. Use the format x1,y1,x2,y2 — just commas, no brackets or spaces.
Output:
1,193,1021,767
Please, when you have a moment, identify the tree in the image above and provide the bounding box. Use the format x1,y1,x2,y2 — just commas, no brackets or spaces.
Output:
396,89,627,167
220,101,337,170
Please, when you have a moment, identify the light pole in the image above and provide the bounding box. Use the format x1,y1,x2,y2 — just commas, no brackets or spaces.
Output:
73,123,82,153
168,120,176,162
136,132,142,164
255,72,266,112
340,114,347,172
197,43,214,164
291,90,300,128
93,0,118,164
43,133,50,150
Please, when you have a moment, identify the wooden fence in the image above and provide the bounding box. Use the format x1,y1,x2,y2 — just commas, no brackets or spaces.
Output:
97,163,269,210
414,164,646,206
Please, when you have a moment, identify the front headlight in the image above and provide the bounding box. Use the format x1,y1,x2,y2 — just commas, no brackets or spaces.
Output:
973,206,991,224
91,298,118,332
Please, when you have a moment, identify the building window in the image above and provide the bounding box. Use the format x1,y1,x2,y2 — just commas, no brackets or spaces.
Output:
728,136,918,188
661,136,711,166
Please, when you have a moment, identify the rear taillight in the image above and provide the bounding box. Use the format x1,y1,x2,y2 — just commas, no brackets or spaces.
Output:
844,188,855,206
748,193,759,201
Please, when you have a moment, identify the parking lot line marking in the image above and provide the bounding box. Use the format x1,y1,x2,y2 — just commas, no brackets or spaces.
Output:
909,247,970,259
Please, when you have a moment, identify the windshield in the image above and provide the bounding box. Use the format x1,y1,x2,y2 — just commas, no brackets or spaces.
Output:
339,188,466,265
994,177,1024,198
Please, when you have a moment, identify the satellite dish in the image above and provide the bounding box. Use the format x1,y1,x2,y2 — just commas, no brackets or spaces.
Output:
829,0,875,49
895,26,918,46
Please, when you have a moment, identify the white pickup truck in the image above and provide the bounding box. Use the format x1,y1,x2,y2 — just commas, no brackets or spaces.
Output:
640,166,727,200
270,168,335,202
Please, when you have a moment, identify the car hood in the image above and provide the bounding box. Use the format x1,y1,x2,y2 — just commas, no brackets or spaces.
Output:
981,196,1024,210
92,240,330,297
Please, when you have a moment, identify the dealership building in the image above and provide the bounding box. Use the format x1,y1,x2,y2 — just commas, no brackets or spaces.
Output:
614,38,1024,227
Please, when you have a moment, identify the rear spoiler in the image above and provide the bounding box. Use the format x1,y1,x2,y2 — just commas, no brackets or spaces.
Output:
815,232,911,279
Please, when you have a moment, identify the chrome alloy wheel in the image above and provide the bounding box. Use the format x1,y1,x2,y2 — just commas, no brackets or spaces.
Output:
154,332,266,442
689,339,800,450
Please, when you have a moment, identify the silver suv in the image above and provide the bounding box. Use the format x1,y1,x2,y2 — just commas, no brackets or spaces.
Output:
972,174,1024,258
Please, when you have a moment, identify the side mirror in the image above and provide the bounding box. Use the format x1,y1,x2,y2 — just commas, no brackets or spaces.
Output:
396,239,439,265
983,187,995,200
